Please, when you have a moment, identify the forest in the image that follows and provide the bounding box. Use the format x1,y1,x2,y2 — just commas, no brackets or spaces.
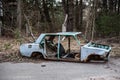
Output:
0,0,120,40
0,1,120,79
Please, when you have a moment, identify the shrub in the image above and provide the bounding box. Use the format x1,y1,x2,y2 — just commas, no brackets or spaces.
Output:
96,14,120,37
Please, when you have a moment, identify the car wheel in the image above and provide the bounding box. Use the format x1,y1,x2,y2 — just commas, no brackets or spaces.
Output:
31,52,44,59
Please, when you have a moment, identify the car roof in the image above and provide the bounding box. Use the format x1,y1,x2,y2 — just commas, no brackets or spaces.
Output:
35,32,82,44
42,32,82,36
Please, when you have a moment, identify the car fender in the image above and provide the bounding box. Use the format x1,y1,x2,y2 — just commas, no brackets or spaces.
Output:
20,43,44,57
81,46,106,61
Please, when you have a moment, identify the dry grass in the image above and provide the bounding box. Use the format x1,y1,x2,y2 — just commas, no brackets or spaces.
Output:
0,38,20,52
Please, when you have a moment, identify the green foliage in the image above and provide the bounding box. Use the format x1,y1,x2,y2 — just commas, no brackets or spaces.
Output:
96,14,120,37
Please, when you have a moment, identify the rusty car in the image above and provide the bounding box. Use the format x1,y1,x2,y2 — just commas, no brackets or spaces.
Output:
20,32,111,62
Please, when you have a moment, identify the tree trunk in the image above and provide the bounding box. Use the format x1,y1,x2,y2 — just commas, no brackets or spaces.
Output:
75,0,79,31
62,14,68,32
85,0,98,41
102,0,107,12
17,0,22,32
109,0,114,13
0,0,3,36
85,6,92,41
62,0,74,32
50,1,56,32
24,14,35,41
66,0,74,32
118,0,120,14
42,0,53,32
62,0,67,14
91,0,98,41
79,0,83,31
0,21,2,36
114,0,117,12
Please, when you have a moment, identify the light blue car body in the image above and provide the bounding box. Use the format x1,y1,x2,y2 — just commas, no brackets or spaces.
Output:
20,32,111,62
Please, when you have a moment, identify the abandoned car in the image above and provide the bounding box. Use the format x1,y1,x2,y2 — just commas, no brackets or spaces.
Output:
20,32,111,62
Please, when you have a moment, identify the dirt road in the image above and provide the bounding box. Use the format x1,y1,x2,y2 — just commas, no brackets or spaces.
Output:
0,58,120,80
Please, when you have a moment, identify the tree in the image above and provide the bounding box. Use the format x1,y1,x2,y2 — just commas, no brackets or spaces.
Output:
102,0,107,12
62,0,83,32
79,0,83,31
75,0,79,31
75,0,83,31
62,0,74,31
66,0,74,31
17,0,22,33
109,0,114,13
85,0,99,41
42,0,53,32
118,0,120,14
0,0,3,36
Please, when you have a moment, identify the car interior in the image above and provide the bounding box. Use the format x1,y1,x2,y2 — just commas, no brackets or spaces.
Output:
44,35,80,60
